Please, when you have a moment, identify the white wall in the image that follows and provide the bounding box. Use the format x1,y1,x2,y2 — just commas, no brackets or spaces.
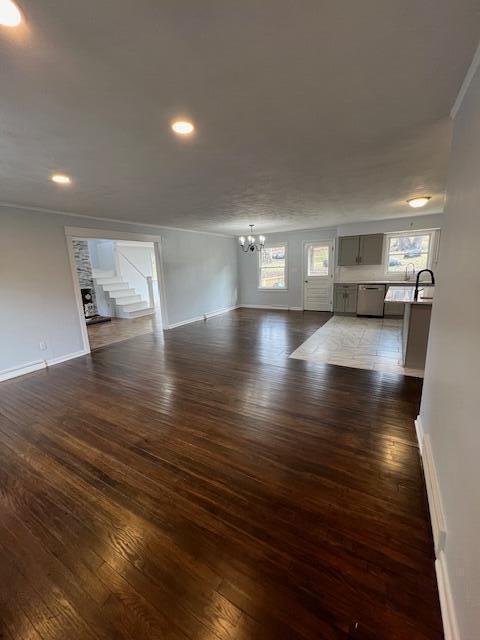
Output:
419,64,480,638
0,207,238,375
88,239,116,272
0,210,86,371
336,213,444,237
238,215,443,308
239,227,336,308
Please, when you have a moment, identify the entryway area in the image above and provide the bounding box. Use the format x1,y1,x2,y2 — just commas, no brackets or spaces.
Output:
68,229,166,351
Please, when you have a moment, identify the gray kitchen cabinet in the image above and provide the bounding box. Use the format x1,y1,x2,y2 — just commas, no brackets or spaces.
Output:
334,284,358,314
338,236,360,266
334,286,346,312
337,234,384,266
344,287,358,313
358,234,384,265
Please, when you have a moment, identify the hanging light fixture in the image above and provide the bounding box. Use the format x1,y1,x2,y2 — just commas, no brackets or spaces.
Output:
239,225,265,253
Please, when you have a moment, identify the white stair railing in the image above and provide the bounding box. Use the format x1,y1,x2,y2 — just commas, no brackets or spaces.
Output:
116,249,154,308
146,276,154,309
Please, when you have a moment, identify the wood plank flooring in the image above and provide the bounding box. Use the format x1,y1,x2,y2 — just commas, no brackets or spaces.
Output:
0,309,442,639
87,313,161,351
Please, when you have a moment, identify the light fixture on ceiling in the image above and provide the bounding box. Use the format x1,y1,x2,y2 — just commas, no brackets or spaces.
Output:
171,120,195,135
0,0,22,26
407,196,431,209
239,225,265,253
50,173,72,185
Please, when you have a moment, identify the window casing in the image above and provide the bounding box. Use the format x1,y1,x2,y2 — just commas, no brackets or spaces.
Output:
258,244,288,289
385,230,435,274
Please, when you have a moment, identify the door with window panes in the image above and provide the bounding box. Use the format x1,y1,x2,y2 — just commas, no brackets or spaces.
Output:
303,242,333,311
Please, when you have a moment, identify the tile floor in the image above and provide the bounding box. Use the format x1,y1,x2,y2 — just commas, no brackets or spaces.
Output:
290,315,424,377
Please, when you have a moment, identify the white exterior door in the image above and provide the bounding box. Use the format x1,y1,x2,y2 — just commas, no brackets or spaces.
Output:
303,242,333,311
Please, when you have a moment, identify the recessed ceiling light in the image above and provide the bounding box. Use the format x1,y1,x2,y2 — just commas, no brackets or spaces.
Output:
171,120,195,135
51,173,72,185
0,0,22,27
407,196,431,209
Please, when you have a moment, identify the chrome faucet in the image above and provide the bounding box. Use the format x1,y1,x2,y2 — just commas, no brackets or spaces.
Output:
414,269,435,301
404,262,416,281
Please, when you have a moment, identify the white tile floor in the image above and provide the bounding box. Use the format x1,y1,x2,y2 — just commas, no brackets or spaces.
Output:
290,315,424,377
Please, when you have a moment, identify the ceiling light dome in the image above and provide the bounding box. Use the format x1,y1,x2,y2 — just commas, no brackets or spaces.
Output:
171,120,194,135
0,0,22,27
50,173,72,185
407,196,431,209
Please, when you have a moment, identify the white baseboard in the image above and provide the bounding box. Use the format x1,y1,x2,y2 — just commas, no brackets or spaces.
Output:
0,348,90,383
0,360,46,382
205,305,239,319
168,305,239,329
240,304,304,311
239,304,334,312
421,430,447,556
416,417,456,640
415,415,424,454
46,349,90,367
167,304,304,327
168,315,204,329
436,551,460,640
240,304,289,310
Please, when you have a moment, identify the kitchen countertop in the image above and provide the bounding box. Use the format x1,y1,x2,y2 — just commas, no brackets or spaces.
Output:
384,286,435,305
335,280,418,285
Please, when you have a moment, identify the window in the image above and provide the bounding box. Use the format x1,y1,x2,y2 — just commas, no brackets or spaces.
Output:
386,231,434,273
307,244,329,276
258,245,287,289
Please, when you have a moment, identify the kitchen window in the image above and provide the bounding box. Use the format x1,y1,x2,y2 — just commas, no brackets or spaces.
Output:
385,231,434,274
258,244,288,289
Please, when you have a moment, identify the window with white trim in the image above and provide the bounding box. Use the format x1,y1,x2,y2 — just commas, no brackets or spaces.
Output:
258,245,288,289
385,231,434,273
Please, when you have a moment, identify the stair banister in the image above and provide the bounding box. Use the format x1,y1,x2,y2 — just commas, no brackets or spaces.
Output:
146,276,154,309
116,248,154,308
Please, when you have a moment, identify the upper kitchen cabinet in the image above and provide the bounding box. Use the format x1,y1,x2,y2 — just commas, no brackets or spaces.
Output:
358,234,384,265
337,235,359,266
337,234,384,266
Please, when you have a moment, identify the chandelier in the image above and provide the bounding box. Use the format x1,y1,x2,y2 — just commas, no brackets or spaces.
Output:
238,225,265,253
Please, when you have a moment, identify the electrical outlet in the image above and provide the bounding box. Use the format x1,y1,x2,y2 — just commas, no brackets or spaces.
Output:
39,341,47,351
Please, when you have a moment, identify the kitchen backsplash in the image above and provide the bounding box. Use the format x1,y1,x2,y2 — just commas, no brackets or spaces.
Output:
335,264,410,282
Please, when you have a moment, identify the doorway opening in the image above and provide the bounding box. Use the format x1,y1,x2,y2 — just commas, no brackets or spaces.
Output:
68,231,166,351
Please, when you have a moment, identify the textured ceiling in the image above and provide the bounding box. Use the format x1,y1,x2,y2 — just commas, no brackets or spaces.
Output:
1,1,479,233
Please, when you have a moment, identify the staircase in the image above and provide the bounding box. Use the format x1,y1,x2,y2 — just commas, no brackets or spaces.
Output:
92,270,155,319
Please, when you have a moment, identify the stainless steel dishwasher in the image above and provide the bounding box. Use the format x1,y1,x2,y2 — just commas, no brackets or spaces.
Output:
356,284,386,317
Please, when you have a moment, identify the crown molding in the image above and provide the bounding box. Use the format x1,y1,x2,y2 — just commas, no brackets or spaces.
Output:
0,202,235,239
451,39,480,119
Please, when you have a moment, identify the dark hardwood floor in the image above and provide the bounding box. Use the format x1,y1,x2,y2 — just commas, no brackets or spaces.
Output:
0,309,442,639
87,313,161,351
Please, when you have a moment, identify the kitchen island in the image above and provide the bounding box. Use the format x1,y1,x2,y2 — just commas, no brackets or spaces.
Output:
385,286,434,369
